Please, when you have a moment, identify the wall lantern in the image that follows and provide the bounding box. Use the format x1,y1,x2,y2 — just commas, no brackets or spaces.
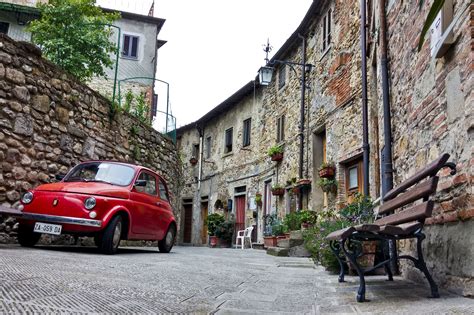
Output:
258,66,274,86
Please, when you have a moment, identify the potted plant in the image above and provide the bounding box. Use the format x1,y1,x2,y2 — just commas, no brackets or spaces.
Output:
294,178,311,193
267,145,284,162
271,184,285,196
263,214,278,248
272,221,285,240
255,192,262,206
283,211,301,238
206,213,225,247
318,161,335,178
189,157,198,166
215,219,235,248
317,178,338,193
339,194,376,269
299,210,317,229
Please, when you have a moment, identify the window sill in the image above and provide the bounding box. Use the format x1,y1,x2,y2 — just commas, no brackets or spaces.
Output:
319,46,331,61
222,152,233,158
121,56,139,61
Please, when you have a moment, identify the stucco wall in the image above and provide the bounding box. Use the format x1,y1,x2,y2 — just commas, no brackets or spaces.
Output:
0,34,181,243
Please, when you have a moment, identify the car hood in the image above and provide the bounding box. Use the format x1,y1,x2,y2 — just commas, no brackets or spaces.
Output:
34,182,130,199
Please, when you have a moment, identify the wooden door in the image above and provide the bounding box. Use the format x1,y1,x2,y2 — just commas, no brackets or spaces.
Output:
201,202,208,244
183,204,192,243
235,195,246,237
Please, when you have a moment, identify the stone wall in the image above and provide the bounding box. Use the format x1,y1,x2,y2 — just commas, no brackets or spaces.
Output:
0,34,181,243
382,1,473,296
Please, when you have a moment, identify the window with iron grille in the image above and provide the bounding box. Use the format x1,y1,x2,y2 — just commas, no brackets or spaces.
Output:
278,64,286,89
192,144,199,159
276,115,285,143
225,128,233,153
243,118,251,147
322,9,332,52
122,34,139,59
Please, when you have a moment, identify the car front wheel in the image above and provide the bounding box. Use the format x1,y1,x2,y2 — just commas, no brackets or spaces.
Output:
99,215,122,255
158,224,176,253
17,223,41,247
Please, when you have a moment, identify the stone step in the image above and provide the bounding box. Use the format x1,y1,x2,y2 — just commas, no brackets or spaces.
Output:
289,238,304,247
277,238,290,248
252,243,265,250
288,244,311,257
290,230,303,240
266,246,289,257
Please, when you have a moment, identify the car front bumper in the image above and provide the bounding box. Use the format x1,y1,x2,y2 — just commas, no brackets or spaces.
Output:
0,205,102,228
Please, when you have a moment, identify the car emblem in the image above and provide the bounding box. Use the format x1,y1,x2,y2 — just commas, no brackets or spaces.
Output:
52,199,59,206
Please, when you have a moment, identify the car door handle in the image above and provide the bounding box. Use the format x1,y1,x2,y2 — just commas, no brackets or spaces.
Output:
156,202,161,206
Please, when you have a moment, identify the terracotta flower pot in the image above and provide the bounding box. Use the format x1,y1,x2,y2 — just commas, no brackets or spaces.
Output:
189,157,198,165
271,188,285,196
263,236,278,248
319,167,335,178
271,152,283,162
209,236,218,247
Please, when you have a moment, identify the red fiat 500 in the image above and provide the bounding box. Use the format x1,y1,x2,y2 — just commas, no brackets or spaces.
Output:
16,161,176,254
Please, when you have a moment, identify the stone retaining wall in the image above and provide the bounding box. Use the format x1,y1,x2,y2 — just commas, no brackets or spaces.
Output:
0,34,181,243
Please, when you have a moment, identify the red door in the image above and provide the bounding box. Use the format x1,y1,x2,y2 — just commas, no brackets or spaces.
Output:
235,195,246,238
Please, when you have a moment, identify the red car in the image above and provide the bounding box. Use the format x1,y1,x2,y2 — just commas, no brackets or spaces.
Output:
14,161,176,254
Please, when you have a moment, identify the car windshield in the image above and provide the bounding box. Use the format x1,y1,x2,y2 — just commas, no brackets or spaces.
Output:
65,162,135,186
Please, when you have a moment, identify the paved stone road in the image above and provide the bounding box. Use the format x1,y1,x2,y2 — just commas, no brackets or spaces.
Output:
0,244,473,314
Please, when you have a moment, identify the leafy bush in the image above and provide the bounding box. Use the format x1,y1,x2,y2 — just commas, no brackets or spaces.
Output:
299,210,317,224
206,213,225,236
271,220,285,236
303,219,349,273
339,193,374,224
283,211,301,231
215,219,235,242
267,145,283,157
317,178,337,192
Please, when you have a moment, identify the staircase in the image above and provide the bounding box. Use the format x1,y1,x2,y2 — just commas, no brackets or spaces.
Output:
266,230,311,257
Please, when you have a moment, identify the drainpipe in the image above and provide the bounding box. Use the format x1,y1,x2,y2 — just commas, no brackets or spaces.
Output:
379,0,394,196
196,124,204,190
298,33,306,211
379,0,397,274
360,0,370,196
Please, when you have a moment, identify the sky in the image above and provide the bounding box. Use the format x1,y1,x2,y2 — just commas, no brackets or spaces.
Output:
96,0,313,128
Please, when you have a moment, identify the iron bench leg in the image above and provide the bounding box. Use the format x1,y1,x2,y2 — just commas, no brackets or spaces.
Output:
342,238,366,302
382,239,394,281
399,232,439,298
329,240,346,282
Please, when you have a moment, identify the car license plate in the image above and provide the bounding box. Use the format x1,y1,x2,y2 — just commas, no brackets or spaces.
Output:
34,222,62,235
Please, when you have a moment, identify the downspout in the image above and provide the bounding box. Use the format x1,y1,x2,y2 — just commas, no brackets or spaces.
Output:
379,0,396,274
196,124,204,190
298,33,306,211
360,0,370,196
379,0,394,196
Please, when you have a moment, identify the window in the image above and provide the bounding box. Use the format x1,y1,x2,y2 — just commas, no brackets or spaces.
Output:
122,34,139,59
136,172,157,196
278,64,286,89
192,144,200,159
0,22,9,34
277,115,285,143
345,158,363,202
243,118,251,147
158,179,169,201
322,9,332,52
225,128,233,153
205,136,211,159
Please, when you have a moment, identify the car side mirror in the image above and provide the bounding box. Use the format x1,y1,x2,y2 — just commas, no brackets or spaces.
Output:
55,174,65,181
134,180,147,187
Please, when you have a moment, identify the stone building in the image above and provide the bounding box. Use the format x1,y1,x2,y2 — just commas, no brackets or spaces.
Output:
176,0,472,295
0,1,166,120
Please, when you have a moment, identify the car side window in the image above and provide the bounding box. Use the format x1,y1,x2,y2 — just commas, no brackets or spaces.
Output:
135,172,157,196
158,179,169,201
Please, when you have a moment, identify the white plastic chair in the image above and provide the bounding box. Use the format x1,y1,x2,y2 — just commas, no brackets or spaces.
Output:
235,226,253,249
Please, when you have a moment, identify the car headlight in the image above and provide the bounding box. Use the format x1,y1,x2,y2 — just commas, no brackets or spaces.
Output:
84,197,96,210
21,192,34,204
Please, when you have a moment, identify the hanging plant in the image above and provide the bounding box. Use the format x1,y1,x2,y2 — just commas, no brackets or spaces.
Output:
267,145,284,162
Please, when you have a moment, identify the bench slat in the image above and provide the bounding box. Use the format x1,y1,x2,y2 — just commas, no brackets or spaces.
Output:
375,201,434,226
379,222,423,235
379,177,438,215
325,226,355,241
383,153,449,202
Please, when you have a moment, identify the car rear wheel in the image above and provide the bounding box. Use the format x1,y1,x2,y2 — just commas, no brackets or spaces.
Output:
17,223,41,247
99,215,122,255
158,224,176,253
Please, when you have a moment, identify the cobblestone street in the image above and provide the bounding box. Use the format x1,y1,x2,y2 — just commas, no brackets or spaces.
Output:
0,245,472,314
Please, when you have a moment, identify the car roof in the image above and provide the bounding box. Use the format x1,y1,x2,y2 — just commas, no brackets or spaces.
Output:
79,160,160,177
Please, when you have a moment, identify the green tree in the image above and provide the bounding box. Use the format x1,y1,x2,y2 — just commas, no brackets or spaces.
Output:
28,0,120,81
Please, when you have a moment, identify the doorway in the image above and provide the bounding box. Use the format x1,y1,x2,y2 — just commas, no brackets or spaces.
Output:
183,203,193,243
201,201,208,245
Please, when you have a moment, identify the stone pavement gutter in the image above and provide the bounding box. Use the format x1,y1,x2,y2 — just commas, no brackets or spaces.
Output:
0,245,472,314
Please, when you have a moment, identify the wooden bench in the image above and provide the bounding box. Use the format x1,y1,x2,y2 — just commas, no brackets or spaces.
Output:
325,153,456,302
